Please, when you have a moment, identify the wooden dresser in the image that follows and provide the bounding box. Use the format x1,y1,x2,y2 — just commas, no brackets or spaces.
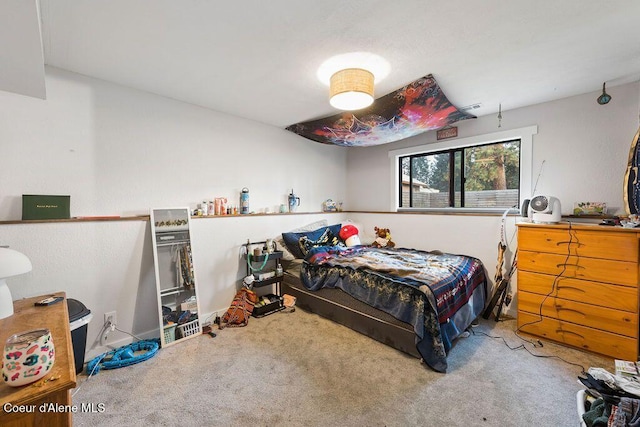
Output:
0,292,77,427
517,222,640,360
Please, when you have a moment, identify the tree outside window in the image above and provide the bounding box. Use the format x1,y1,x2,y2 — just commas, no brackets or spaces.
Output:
400,139,520,209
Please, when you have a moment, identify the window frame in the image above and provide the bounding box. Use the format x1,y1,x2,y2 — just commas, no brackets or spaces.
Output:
388,126,538,213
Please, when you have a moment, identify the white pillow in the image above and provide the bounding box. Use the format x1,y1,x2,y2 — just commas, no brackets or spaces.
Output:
275,219,329,261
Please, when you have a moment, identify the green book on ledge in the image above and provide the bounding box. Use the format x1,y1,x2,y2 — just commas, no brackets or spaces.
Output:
22,194,70,220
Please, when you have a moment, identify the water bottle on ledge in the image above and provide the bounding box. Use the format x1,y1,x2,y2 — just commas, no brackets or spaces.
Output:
288,189,300,212
240,188,250,214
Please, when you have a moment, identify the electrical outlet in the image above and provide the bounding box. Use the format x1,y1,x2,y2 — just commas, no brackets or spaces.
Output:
105,311,117,331
101,311,117,346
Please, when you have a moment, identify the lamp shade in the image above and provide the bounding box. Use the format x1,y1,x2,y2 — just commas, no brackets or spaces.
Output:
0,248,32,278
0,248,33,319
329,68,374,111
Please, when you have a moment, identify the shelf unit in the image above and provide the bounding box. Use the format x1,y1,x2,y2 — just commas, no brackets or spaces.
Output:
244,240,285,317
150,208,202,347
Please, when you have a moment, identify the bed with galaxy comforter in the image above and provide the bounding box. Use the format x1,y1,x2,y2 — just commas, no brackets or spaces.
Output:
284,245,487,372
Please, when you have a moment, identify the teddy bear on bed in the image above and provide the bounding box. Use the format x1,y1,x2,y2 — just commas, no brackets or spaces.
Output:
371,226,395,248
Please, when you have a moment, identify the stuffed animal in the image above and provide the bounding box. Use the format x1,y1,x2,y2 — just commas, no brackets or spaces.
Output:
371,226,395,248
339,224,361,247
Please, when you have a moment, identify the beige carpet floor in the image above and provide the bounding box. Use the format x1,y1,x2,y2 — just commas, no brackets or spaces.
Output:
71,308,612,426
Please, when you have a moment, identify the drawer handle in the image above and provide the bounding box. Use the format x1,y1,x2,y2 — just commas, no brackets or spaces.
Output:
556,285,585,293
555,241,583,247
555,306,586,317
555,329,585,339
556,263,585,269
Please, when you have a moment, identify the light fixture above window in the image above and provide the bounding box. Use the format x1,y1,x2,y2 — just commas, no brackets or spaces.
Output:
597,82,612,105
329,68,375,110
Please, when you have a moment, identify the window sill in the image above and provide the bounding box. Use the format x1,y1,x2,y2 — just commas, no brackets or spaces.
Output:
396,207,519,215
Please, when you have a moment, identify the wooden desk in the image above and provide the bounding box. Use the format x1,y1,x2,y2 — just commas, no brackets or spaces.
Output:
0,292,77,427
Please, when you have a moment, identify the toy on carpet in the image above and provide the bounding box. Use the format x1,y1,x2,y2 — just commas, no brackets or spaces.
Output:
371,226,395,248
339,224,361,247
86,339,160,375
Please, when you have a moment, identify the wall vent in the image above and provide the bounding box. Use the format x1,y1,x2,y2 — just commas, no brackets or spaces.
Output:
461,103,482,111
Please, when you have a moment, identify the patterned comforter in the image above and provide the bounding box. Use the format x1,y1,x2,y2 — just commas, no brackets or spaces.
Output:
301,246,486,372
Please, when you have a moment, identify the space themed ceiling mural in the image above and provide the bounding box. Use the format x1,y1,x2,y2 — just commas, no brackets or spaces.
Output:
286,74,475,147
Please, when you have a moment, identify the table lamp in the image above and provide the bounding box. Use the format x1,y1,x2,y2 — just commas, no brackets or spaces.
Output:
0,247,33,319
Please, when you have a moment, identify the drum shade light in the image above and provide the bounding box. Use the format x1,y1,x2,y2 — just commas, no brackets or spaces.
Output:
329,68,374,111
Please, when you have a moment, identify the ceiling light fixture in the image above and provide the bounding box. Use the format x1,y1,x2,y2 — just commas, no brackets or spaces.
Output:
329,68,375,111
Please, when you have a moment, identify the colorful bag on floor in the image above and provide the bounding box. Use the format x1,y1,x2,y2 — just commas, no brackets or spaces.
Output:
220,288,258,329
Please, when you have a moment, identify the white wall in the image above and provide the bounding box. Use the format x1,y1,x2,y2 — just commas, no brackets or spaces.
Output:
346,81,640,213
0,212,346,359
0,67,347,359
2,67,638,360
1,67,346,218
345,81,640,315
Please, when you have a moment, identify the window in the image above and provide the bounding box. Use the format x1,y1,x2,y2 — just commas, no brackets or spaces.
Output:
400,139,521,209
389,126,538,212
398,139,520,209
390,126,537,212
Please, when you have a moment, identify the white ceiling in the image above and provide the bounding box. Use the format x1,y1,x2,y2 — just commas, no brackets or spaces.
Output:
4,1,640,129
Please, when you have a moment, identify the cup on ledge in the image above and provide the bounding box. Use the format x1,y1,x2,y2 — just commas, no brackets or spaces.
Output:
2,328,55,387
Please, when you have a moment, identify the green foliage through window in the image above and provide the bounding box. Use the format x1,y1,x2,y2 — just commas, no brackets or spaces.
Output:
400,139,521,209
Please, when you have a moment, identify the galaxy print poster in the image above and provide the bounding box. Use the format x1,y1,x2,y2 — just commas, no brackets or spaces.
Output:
286,74,475,147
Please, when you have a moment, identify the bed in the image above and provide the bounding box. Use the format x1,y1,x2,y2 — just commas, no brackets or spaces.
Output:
280,240,487,373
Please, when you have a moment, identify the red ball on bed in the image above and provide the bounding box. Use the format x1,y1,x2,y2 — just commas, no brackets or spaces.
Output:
339,224,361,247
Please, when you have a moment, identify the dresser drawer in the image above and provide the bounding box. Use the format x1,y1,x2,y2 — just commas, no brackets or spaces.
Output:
519,251,638,287
517,271,638,312
518,312,638,360
518,291,637,337
518,227,639,262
